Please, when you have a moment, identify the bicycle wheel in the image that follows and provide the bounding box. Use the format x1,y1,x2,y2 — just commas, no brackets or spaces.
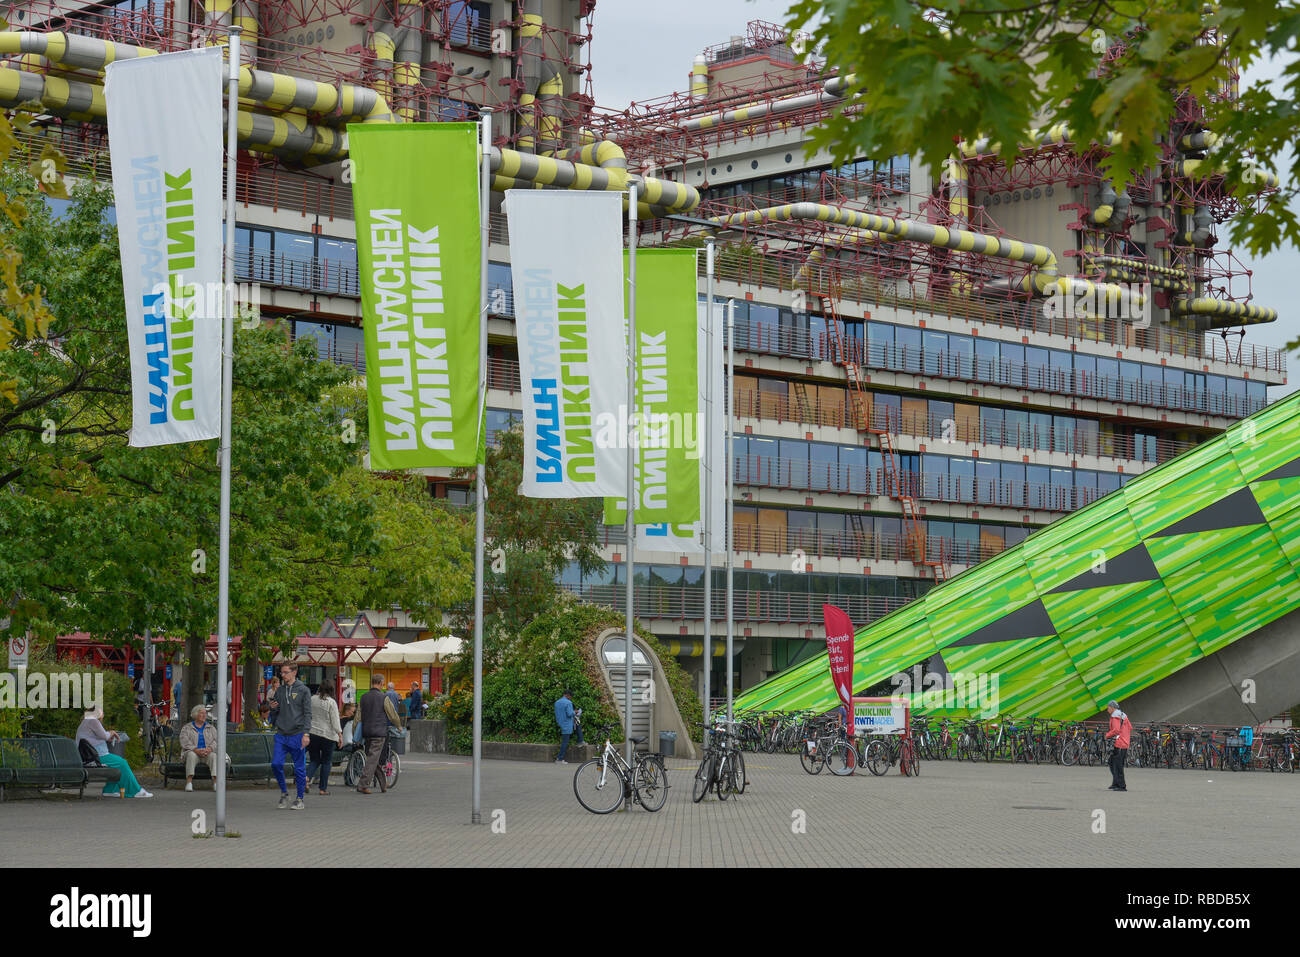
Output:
346,749,366,787
899,738,915,776
731,749,746,795
716,753,732,801
864,738,889,776
692,754,715,803
826,742,856,776
384,751,400,790
635,756,669,812
574,758,625,814
1060,741,1078,767
799,740,825,775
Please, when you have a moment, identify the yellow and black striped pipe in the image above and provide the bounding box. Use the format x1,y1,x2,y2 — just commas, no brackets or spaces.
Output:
0,66,347,160
710,201,1064,293
1173,297,1278,327
202,0,257,65
516,3,544,151
1175,158,1280,190
959,125,1122,158
690,54,708,100
672,73,855,133
0,31,394,123
1086,255,1188,280
492,145,699,216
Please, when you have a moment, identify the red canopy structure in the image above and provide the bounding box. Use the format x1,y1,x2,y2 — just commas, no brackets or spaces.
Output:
56,617,389,722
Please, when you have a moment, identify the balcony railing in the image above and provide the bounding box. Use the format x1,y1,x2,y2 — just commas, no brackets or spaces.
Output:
737,324,1268,418
561,583,915,625
235,247,360,298
732,455,1108,512
286,328,366,373
589,523,1004,567
703,254,1286,374
484,356,1207,463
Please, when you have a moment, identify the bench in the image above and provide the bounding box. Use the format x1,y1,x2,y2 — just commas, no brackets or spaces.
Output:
0,737,122,800
160,732,275,789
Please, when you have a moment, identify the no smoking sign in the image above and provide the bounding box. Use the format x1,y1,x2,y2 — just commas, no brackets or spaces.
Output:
8,634,29,669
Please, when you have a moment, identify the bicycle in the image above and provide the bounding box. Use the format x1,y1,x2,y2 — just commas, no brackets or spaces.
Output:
573,725,668,814
346,728,401,790
693,721,750,799
141,699,172,765
712,721,747,799
863,731,919,776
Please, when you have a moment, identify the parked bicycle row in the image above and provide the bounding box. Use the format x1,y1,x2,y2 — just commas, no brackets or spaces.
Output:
728,708,1299,773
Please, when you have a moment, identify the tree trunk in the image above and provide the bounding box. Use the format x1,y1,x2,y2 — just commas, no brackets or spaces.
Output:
241,630,262,731
184,633,205,722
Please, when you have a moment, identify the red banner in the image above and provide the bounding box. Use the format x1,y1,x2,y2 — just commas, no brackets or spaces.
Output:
823,604,855,711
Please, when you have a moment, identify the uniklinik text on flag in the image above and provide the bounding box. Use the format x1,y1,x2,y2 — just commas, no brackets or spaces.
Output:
521,272,597,486
364,209,456,457
133,160,199,426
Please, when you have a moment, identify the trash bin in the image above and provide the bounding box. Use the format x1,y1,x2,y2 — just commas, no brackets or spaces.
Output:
109,732,128,759
658,731,677,757
389,730,407,755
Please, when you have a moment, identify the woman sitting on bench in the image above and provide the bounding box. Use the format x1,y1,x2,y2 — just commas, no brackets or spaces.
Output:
76,706,151,798
180,705,221,791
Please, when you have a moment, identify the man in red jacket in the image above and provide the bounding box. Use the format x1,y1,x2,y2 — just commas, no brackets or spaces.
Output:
1105,700,1132,792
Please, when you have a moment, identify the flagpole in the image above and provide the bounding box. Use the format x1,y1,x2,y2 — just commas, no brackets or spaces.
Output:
725,298,735,722
472,108,491,825
702,240,714,749
215,23,241,837
625,181,637,766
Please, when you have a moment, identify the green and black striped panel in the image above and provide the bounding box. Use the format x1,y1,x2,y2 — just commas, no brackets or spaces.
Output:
733,390,1300,719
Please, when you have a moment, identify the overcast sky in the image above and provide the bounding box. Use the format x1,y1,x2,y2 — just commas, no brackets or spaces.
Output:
588,2,1298,397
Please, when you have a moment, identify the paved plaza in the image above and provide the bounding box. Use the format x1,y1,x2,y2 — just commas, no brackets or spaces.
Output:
2,753,1297,867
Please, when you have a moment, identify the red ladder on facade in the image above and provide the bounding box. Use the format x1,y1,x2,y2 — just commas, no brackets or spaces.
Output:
821,293,949,584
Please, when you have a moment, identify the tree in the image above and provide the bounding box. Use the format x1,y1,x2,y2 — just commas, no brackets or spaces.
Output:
0,181,475,723
0,170,127,489
453,425,607,663
785,0,1300,348
0,104,74,403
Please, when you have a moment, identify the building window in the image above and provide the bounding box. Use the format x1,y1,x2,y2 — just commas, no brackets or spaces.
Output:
446,1,492,50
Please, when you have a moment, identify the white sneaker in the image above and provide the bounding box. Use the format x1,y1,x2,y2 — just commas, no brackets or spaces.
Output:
185,781,193,792
134,789,153,798
555,759,567,764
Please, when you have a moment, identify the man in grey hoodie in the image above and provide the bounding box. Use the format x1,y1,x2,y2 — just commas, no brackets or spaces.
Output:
272,663,313,810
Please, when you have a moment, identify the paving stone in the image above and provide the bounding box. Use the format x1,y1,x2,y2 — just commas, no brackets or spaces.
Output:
1,754,1295,866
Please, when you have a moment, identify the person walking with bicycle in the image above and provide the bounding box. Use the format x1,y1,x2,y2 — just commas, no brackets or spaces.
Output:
554,689,583,764
1105,700,1132,792
357,673,401,794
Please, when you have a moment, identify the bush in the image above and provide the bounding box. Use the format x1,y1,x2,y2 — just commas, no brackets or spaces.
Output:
0,706,20,738
437,605,704,754
18,662,145,768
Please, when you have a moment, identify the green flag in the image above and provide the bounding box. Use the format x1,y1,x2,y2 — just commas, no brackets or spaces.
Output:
348,122,481,469
604,248,700,525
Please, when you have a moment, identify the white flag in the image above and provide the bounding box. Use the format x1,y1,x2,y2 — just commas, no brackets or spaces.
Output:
637,301,725,554
106,47,224,447
504,190,627,497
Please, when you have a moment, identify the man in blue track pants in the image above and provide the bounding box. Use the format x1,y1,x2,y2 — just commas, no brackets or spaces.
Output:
271,662,313,810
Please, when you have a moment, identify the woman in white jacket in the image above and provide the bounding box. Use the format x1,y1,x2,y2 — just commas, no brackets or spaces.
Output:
304,679,343,796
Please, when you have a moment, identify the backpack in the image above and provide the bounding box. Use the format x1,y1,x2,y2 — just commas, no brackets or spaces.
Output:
78,738,104,767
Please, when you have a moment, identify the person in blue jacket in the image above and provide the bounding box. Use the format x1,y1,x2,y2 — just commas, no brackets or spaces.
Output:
554,689,583,764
